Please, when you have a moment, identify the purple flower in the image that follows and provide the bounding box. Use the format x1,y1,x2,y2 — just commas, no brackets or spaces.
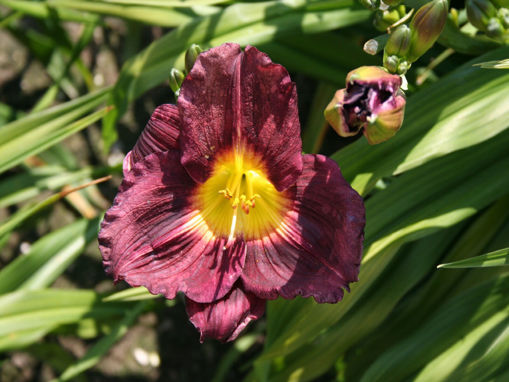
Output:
99,43,365,342
325,66,406,145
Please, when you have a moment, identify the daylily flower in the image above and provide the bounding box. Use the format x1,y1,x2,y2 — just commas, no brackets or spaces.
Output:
99,43,365,342
325,66,406,145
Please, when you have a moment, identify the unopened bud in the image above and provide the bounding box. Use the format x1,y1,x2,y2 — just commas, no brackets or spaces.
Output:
497,7,509,27
384,25,412,74
383,55,400,73
185,44,203,73
486,17,505,36
373,5,407,31
169,68,185,97
374,8,401,31
466,0,498,31
450,7,459,27
385,24,411,56
407,0,448,62
325,66,406,145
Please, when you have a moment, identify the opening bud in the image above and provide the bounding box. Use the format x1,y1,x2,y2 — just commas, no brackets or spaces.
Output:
407,0,448,62
324,66,406,145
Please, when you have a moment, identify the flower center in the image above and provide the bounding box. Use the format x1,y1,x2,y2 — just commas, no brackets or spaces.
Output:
194,150,289,242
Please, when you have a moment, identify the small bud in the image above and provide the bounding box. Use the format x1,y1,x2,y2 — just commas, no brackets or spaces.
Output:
486,17,505,36
466,0,498,31
407,0,448,62
385,24,412,56
450,7,460,27
185,44,203,73
374,8,402,31
364,39,381,55
384,25,412,74
383,55,400,73
498,7,509,27
169,68,185,97
325,66,406,145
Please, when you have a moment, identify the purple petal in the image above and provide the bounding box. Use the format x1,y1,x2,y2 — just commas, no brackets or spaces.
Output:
186,284,265,342
241,154,365,303
99,150,246,303
124,104,181,173
178,43,302,191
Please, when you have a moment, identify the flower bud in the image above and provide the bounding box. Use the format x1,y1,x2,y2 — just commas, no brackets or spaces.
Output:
466,0,498,31
169,68,185,97
498,7,509,28
185,44,203,73
373,5,407,31
486,17,505,36
374,8,401,31
385,24,412,56
324,66,406,145
407,0,448,62
383,25,412,73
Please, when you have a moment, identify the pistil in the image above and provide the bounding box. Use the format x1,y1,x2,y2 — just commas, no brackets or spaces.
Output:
218,171,260,215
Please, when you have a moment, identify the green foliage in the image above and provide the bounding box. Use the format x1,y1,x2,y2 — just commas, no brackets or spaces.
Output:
1,0,508,380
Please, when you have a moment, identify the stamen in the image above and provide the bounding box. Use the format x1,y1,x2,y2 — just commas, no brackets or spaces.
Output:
223,207,238,250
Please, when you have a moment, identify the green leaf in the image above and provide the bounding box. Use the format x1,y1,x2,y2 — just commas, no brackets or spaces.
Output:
0,173,109,237
475,59,509,69
270,195,509,382
0,289,132,352
0,0,100,23
262,226,465,382
0,164,120,209
96,0,228,7
52,301,148,382
46,0,218,27
0,88,110,175
102,286,160,302
438,248,509,269
0,217,101,294
413,311,509,382
359,275,509,382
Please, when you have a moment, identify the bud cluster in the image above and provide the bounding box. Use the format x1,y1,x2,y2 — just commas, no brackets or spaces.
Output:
169,44,203,98
374,4,407,31
466,0,509,40
383,0,448,74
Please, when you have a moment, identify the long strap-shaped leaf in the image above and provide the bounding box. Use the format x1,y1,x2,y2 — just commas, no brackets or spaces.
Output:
0,89,110,175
